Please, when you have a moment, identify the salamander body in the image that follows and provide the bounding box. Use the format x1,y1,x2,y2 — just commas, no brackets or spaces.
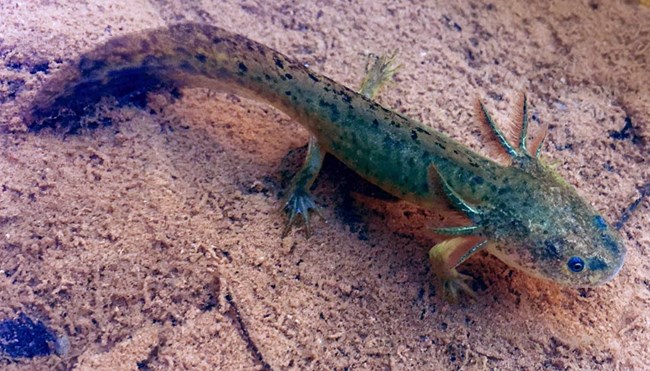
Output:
27,23,625,299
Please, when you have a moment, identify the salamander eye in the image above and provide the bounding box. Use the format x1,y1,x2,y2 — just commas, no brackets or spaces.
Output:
567,256,585,273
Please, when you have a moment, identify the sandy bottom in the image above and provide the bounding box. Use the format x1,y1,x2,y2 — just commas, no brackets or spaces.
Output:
0,0,649,369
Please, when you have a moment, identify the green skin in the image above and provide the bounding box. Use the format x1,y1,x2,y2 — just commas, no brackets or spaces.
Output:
28,23,625,297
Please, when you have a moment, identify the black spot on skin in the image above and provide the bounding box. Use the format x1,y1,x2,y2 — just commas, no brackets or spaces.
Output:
318,99,341,122
497,186,511,195
339,91,352,103
285,91,292,96
601,233,619,254
411,130,418,141
593,215,607,230
195,54,207,63
78,58,108,78
389,120,401,128
238,62,248,73
264,74,271,80
434,142,447,150
543,238,563,259
212,36,223,44
468,160,480,168
174,47,190,56
110,68,171,107
588,257,607,271
372,119,379,128
471,176,484,185
415,126,432,136
284,73,293,80
141,55,163,67
275,57,284,69
308,73,319,82
179,61,196,73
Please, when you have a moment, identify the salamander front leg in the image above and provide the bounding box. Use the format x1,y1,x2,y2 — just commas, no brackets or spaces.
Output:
426,164,487,301
429,237,487,302
282,136,326,238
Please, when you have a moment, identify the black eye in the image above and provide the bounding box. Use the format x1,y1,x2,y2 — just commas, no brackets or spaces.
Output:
567,257,585,273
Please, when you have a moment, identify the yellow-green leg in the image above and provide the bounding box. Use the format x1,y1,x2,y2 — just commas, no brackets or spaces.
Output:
359,52,400,99
429,237,487,302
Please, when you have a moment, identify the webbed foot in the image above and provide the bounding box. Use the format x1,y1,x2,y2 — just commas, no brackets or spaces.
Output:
439,269,476,303
281,189,322,238
428,237,487,302
359,52,400,99
280,136,326,238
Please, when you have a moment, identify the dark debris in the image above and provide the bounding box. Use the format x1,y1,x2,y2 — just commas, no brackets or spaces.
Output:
615,182,650,230
608,116,644,146
0,313,58,359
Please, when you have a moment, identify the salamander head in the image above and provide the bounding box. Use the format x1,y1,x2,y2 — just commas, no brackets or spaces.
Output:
485,164,626,287
510,213,625,287
464,95,626,287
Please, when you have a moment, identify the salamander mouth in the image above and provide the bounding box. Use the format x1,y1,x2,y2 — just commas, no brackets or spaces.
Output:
565,256,625,287
591,256,625,286
485,243,626,288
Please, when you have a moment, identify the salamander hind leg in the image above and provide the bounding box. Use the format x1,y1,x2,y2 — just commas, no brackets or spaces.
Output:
359,52,400,99
282,53,399,237
282,136,326,238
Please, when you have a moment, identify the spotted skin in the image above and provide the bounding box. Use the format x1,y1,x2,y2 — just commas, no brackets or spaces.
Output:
26,23,626,298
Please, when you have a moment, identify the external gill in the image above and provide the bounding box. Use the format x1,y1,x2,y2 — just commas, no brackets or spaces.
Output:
427,162,488,300
427,95,546,300
478,94,548,161
431,94,549,237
